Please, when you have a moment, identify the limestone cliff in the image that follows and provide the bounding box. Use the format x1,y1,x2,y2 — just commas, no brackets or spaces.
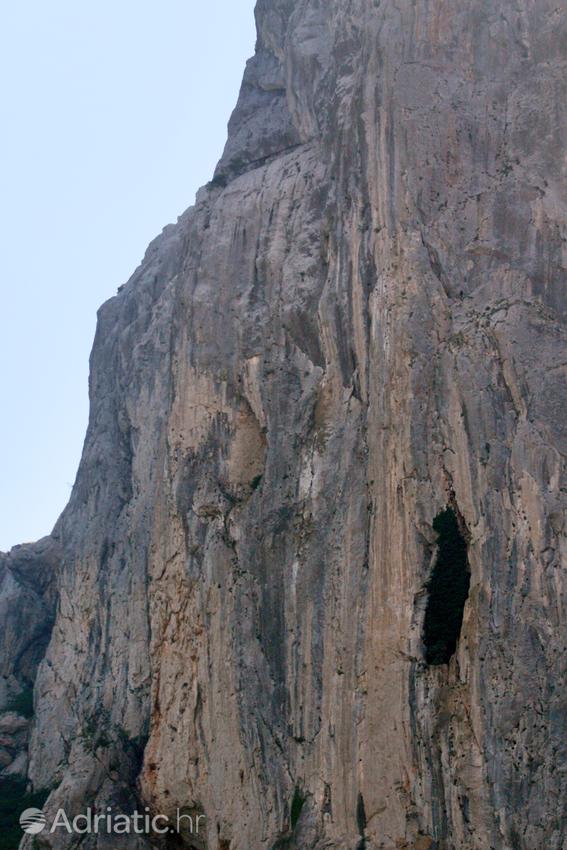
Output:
2,1,567,849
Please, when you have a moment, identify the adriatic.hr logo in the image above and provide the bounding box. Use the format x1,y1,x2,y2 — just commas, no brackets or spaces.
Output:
19,808,47,834
19,806,205,837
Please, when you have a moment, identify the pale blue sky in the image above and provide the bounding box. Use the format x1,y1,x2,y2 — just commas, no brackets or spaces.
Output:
0,1,256,550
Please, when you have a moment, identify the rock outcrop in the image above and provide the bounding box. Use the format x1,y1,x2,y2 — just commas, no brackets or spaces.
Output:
2,1,567,849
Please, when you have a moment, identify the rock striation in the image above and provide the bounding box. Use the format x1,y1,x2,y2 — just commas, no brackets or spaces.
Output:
2,1,567,849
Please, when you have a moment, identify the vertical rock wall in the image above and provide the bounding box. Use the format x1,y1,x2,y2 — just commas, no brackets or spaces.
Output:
2,2,567,849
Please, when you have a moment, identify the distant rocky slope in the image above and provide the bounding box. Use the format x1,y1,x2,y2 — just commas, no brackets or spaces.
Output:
2,1,567,848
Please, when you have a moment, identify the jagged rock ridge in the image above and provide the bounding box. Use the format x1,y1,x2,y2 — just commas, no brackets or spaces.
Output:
1,1,567,849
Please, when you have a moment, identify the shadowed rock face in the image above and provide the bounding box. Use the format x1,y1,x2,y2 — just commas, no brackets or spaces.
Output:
2,1,567,849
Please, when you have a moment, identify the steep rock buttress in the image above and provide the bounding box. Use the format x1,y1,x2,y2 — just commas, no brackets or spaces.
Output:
2,2,567,849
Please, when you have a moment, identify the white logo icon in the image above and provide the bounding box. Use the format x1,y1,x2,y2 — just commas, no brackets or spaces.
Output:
20,808,47,834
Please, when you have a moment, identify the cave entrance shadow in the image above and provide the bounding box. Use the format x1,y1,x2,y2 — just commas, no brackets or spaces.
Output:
423,507,470,665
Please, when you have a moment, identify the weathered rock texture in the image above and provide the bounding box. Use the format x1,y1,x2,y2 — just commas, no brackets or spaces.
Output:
2,1,567,849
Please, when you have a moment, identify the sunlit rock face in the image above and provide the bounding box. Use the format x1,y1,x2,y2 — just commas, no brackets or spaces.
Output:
2,1,567,849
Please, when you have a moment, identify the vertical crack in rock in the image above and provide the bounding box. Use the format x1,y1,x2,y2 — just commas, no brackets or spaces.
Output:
356,792,367,850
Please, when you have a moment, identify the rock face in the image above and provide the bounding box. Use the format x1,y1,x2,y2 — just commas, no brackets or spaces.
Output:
2,1,567,849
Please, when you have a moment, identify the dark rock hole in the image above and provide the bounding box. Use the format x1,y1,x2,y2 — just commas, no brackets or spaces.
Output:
423,507,470,665
290,786,305,831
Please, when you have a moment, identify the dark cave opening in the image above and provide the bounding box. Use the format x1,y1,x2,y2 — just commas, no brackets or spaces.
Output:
423,507,470,665
290,786,305,831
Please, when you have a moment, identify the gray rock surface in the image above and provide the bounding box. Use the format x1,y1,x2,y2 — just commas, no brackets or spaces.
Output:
2,1,567,848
